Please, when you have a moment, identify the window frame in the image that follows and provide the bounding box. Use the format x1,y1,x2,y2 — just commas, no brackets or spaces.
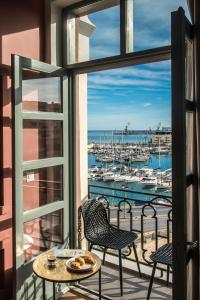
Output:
63,0,138,65
12,55,70,269
61,0,172,253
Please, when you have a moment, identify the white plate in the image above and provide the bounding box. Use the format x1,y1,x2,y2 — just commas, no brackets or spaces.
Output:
55,249,85,258
66,257,95,273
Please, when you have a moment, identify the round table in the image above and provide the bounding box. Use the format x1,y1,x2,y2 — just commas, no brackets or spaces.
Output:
33,249,102,300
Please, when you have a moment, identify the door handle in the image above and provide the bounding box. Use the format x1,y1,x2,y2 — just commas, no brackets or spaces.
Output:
186,241,198,264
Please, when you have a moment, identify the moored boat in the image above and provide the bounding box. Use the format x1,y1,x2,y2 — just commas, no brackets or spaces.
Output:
139,176,157,187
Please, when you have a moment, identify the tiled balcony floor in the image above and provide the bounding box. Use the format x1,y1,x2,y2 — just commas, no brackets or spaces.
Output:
65,263,172,300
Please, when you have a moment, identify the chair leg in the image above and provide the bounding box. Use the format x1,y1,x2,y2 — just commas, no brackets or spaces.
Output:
89,243,93,252
119,249,123,296
133,243,142,277
166,265,170,286
103,248,107,265
147,262,157,300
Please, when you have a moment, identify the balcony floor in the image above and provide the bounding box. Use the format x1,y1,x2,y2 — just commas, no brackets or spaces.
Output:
65,263,172,300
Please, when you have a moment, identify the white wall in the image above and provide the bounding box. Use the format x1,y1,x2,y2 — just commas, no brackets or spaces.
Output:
76,17,95,203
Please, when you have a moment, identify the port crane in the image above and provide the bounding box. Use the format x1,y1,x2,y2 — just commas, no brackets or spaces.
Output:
124,122,131,134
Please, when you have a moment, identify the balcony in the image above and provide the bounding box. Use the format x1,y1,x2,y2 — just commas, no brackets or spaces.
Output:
75,263,172,299
74,184,172,299
20,185,172,299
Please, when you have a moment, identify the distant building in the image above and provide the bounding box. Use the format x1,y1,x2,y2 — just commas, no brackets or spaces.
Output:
152,127,172,144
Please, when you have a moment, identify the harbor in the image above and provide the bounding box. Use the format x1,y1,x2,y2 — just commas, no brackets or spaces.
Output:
88,129,172,200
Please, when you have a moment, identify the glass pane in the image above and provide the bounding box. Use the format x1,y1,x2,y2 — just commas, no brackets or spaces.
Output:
185,38,194,101
132,0,190,52
87,61,172,197
71,0,190,62
22,76,62,112
186,112,193,175
74,5,120,62
23,210,63,262
23,120,63,161
23,165,63,211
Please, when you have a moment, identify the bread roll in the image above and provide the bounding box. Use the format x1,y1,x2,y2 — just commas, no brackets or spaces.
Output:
71,261,81,269
84,256,95,265
75,257,85,266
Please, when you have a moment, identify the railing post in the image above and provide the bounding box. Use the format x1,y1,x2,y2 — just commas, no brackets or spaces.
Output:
78,206,82,249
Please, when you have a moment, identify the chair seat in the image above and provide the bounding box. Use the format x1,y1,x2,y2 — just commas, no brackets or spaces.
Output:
150,243,172,266
88,226,138,250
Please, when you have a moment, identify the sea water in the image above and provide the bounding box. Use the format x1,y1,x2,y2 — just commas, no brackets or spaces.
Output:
88,130,152,144
88,131,172,204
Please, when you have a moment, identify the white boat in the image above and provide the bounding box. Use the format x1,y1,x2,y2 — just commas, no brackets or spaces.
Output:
138,168,153,176
103,172,115,182
101,157,114,163
157,180,172,190
132,168,138,174
153,149,169,155
88,173,96,180
140,176,157,187
131,155,149,162
155,198,172,206
114,175,127,182
94,174,103,181
125,175,142,183
156,171,166,177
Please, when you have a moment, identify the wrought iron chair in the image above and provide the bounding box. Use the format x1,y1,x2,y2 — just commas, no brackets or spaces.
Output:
147,241,197,299
81,199,141,296
147,243,172,300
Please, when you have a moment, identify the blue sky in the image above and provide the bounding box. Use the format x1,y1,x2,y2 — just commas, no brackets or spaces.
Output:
87,0,189,130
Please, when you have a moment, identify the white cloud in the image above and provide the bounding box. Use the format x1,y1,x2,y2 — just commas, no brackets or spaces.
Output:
88,73,170,92
87,60,171,97
143,102,152,107
87,2,181,129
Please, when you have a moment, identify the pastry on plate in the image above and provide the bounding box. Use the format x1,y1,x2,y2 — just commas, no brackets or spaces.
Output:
71,261,81,269
75,257,85,266
84,255,95,265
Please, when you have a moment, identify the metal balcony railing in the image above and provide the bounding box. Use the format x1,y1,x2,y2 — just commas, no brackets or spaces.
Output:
78,184,172,273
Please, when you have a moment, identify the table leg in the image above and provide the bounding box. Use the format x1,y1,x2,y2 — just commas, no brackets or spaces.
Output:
53,282,56,300
99,267,102,300
42,279,46,300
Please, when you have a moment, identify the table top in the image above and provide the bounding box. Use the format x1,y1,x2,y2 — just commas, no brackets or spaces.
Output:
32,249,101,283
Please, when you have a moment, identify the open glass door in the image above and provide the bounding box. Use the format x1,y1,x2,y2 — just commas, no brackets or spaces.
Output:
172,7,198,300
12,55,69,299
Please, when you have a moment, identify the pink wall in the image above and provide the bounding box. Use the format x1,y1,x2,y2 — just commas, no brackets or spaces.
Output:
0,0,47,65
0,1,50,298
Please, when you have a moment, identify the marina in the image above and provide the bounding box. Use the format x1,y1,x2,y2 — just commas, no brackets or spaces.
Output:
88,130,172,199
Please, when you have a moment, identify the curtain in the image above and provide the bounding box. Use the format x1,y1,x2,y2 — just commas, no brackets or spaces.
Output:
185,33,196,300
186,0,200,299
194,1,200,299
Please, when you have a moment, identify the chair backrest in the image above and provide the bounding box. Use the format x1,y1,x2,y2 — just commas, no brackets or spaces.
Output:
81,199,110,241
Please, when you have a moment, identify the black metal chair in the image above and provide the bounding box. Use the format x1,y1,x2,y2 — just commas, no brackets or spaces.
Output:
147,243,172,300
147,241,197,299
81,199,141,296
